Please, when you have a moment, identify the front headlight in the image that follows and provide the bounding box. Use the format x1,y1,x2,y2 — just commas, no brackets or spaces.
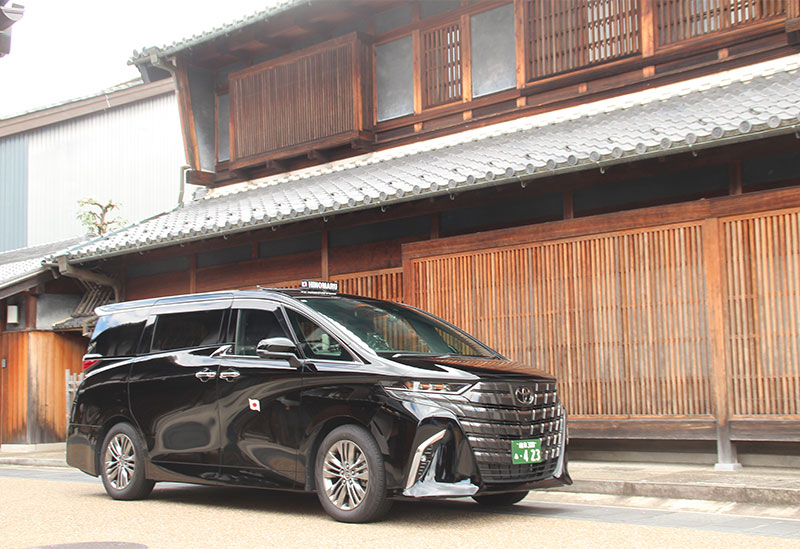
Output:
380,380,473,396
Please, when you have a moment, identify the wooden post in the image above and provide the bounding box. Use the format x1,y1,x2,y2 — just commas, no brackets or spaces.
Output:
189,254,197,294
563,189,574,220
729,160,742,195
321,230,329,281
641,0,656,57
702,218,740,469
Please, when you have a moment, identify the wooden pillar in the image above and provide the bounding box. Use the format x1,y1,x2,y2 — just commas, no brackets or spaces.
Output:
189,255,197,294
321,230,329,281
641,0,656,57
702,218,740,469
563,189,574,220
729,160,742,195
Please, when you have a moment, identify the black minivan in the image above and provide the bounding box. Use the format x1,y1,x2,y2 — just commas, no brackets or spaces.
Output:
67,284,570,522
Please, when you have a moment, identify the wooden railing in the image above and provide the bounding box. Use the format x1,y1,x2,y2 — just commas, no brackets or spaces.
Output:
229,33,372,169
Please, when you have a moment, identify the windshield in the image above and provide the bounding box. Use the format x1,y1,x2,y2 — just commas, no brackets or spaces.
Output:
297,297,496,358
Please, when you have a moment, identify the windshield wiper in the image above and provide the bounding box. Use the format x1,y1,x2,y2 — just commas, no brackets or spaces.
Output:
388,352,453,359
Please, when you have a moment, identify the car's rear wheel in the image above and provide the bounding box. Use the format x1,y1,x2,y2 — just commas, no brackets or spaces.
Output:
472,491,529,506
100,422,155,500
315,424,392,523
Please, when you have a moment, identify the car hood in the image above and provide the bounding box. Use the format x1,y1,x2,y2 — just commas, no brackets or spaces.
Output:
385,355,555,380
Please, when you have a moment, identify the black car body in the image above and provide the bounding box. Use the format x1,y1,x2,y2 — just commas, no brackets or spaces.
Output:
67,287,570,522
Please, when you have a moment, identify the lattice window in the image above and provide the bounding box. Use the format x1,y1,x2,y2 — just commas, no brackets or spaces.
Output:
525,0,640,81
421,22,463,108
656,0,786,46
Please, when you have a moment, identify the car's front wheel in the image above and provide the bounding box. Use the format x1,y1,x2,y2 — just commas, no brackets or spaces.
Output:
100,422,155,500
314,424,392,523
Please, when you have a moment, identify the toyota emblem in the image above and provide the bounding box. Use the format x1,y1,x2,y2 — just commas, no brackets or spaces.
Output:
515,386,534,405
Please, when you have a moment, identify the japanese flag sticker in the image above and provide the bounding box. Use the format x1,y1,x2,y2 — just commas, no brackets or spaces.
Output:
249,398,261,412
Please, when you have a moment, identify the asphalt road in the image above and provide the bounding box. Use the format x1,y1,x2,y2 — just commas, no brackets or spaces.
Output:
1,466,799,549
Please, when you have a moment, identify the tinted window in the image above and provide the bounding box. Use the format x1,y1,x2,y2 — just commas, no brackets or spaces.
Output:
285,309,353,361
234,309,289,356
151,310,224,352
90,311,147,357
298,297,495,358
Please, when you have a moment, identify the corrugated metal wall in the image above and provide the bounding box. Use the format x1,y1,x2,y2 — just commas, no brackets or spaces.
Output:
26,93,185,247
0,134,28,252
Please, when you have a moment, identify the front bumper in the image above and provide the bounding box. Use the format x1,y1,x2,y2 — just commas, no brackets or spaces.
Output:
399,380,571,498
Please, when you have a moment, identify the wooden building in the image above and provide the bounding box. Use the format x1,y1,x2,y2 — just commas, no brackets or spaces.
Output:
50,0,800,466
0,239,91,446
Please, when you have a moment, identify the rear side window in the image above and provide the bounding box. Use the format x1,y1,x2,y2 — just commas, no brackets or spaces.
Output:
151,310,225,352
89,312,147,357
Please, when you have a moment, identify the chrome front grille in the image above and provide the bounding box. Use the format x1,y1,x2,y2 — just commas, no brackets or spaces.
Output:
442,380,565,484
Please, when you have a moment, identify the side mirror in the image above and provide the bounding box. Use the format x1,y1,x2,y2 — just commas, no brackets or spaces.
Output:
256,337,299,360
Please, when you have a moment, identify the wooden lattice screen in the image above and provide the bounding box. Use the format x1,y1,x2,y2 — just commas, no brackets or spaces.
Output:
656,0,786,46
524,0,640,81
229,33,371,168
333,268,403,302
723,209,800,416
421,22,463,108
411,223,712,418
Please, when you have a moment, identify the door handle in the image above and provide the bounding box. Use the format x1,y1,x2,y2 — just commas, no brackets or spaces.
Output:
219,370,240,382
195,369,217,382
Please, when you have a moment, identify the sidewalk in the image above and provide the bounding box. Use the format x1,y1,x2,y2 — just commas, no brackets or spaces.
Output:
2,446,799,510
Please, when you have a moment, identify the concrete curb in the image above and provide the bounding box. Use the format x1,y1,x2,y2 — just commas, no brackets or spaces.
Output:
555,479,800,507
0,458,69,468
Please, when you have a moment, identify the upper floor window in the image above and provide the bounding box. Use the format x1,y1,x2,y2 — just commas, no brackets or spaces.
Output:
656,0,786,46
524,0,640,81
421,21,463,108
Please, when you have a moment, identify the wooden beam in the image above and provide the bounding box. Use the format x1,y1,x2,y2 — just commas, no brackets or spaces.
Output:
185,170,216,186
174,58,200,170
568,418,718,440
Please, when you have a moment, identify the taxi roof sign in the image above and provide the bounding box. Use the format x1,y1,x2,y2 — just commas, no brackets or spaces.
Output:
300,280,339,293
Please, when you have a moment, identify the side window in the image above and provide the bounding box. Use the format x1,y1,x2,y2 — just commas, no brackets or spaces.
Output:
234,309,288,356
89,313,146,357
285,309,353,362
151,309,224,352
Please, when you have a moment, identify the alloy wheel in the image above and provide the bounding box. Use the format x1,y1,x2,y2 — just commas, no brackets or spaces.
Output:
321,439,370,510
104,433,136,490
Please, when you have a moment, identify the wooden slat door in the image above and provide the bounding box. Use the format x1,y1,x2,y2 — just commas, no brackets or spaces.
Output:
410,222,713,418
722,208,800,417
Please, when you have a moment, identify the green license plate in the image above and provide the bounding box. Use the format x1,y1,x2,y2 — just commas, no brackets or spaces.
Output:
511,439,543,464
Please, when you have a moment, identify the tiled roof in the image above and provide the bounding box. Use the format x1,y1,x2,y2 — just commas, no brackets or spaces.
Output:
129,1,301,65
0,236,87,290
58,54,800,263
